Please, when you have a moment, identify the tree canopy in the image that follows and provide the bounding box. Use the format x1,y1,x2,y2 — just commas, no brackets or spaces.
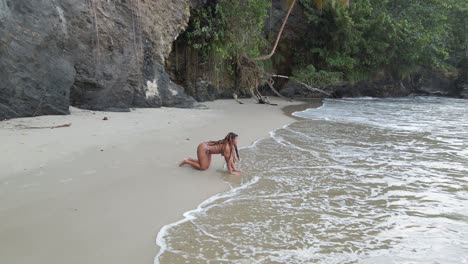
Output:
182,0,467,88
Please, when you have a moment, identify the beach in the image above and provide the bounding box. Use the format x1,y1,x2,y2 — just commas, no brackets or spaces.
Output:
155,97,468,263
0,98,313,264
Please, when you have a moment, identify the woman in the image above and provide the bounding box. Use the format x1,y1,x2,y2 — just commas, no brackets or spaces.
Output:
179,132,241,175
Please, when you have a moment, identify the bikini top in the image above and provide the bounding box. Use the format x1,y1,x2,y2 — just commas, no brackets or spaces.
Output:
207,142,227,156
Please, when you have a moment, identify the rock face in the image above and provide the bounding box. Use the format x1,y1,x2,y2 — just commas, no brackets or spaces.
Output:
0,0,202,120
0,0,75,119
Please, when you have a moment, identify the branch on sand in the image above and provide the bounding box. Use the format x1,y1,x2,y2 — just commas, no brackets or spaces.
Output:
265,76,293,102
252,89,277,106
236,55,292,105
16,123,72,129
271,74,331,96
232,94,244,104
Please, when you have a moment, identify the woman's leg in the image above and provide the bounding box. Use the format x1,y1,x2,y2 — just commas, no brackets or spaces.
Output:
179,144,211,170
197,144,212,170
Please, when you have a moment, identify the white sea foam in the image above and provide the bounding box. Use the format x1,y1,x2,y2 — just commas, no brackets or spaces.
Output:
155,176,262,263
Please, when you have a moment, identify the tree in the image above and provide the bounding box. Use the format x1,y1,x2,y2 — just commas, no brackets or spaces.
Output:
252,0,349,61
238,0,350,102
252,0,297,61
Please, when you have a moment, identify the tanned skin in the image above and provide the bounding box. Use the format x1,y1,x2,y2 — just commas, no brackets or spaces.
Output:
179,133,241,175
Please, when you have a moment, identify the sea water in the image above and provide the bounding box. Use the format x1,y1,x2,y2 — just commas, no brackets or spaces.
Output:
156,97,468,264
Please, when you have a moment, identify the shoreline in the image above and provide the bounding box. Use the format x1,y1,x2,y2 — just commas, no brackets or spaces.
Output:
0,97,321,264
281,98,324,120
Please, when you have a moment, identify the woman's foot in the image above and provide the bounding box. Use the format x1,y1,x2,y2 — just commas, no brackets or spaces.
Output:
178,157,191,167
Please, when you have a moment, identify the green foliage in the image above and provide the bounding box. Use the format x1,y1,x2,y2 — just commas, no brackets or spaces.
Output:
220,0,270,58
181,0,466,87
293,64,343,86
183,0,270,61
293,0,467,85
182,3,226,60
446,0,468,66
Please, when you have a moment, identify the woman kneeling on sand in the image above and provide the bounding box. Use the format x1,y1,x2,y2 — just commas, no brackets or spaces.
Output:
179,132,241,175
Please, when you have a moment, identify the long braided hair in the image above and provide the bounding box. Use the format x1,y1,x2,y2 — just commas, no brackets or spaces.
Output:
208,132,240,162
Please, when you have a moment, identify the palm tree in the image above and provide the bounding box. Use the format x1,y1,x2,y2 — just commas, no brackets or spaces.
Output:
252,0,297,61
237,0,349,103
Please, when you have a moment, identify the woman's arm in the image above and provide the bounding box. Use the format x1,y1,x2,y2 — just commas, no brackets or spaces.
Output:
224,145,239,175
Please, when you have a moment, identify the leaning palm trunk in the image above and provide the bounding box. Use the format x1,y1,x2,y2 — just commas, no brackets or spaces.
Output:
251,0,297,61
237,0,297,102
238,0,349,103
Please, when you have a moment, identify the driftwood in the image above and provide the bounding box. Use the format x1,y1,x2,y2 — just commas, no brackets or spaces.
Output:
253,89,277,106
16,123,72,129
236,54,328,105
265,77,293,102
271,74,331,96
232,93,244,104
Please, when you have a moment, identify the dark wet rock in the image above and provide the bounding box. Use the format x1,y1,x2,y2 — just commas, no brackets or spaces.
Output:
328,79,413,98
188,79,219,102
453,59,468,99
280,69,464,99
152,65,197,108
102,107,130,113
0,0,75,119
0,0,201,120
410,69,457,97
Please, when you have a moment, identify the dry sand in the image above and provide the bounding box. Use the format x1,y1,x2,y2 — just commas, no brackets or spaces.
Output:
0,98,320,264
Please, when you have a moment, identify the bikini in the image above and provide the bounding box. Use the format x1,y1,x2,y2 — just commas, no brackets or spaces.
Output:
203,142,222,156
203,143,211,155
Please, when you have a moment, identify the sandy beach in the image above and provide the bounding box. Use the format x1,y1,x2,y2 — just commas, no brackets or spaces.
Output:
0,98,319,264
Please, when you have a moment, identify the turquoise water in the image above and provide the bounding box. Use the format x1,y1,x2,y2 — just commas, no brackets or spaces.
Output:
156,97,468,263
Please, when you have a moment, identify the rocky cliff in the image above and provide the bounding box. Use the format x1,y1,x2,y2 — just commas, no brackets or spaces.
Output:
0,0,204,120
